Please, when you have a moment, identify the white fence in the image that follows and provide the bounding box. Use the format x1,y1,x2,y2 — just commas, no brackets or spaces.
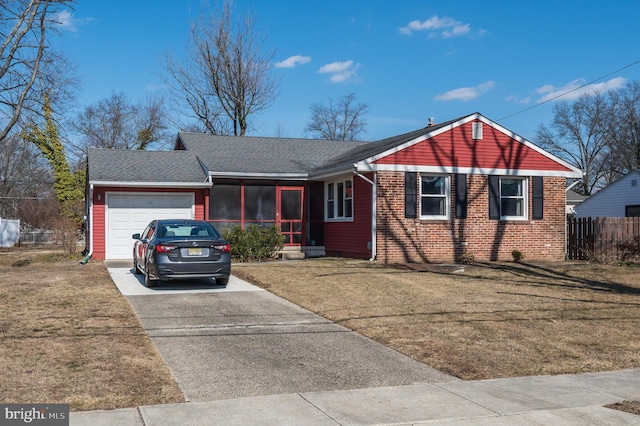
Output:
0,218,20,247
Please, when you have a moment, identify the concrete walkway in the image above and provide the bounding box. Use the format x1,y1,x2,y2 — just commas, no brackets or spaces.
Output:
69,263,640,425
70,369,640,425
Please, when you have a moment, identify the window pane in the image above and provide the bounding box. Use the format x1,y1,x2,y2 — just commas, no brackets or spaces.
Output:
327,183,334,200
345,180,353,199
345,198,353,218
421,197,445,216
337,182,344,217
210,184,241,220
501,179,522,196
244,185,276,221
421,176,445,195
327,183,334,219
281,190,301,220
627,205,640,217
502,198,523,216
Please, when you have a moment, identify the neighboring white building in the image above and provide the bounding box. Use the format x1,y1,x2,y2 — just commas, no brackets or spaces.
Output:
574,170,640,218
0,218,20,247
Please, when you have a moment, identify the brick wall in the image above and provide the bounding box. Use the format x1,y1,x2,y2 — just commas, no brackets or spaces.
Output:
376,172,566,263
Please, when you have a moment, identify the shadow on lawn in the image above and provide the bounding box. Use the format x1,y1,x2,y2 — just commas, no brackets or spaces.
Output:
396,261,640,296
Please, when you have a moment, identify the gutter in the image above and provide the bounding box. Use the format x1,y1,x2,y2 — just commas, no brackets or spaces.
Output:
354,170,376,261
80,184,94,264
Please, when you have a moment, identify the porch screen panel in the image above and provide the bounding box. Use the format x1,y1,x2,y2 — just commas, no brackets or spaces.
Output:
244,185,276,224
210,184,241,220
307,182,324,245
281,190,302,220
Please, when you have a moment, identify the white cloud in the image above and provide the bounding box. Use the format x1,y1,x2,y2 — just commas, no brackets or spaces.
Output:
318,60,359,83
275,55,311,68
442,24,471,39
52,10,94,32
505,94,531,105
400,15,472,38
434,81,495,101
535,77,627,103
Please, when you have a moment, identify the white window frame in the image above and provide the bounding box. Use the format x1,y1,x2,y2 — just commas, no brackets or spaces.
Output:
325,178,353,221
500,177,528,220
419,174,450,220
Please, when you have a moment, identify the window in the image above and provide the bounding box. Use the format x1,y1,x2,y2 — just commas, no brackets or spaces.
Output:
472,122,483,140
500,177,527,219
327,183,335,219
420,175,449,219
626,205,640,217
326,179,353,220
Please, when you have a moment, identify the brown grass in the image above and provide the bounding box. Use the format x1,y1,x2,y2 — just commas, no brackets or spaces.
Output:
233,258,640,380
0,247,184,411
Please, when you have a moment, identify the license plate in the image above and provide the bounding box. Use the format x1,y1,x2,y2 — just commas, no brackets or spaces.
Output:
187,248,203,256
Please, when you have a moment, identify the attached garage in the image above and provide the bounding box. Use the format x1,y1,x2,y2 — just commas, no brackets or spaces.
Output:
86,148,211,261
106,192,195,259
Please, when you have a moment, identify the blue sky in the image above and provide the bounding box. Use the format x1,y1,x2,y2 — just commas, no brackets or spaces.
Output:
54,1,640,143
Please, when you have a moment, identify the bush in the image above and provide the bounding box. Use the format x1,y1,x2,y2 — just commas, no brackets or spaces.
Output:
222,224,285,262
511,249,525,262
458,253,476,265
617,235,640,262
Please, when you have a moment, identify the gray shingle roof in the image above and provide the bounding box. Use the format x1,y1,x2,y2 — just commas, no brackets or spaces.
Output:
176,115,466,177
87,148,208,183
176,133,369,176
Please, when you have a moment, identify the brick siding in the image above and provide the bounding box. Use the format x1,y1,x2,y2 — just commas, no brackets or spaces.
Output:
376,171,566,263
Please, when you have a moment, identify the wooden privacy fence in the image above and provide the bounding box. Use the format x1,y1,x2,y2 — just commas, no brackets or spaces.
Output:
567,217,640,261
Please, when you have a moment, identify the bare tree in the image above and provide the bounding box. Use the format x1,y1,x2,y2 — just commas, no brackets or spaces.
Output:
70,92,169,154
535,93,611,195
0,0,73,143
605,80,640,174
305,93,368,141
163,2,278,136
0,133,50,218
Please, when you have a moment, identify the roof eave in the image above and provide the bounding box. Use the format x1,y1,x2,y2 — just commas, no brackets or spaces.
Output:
356,162,583,178
89,180,212,188
208,172,309,180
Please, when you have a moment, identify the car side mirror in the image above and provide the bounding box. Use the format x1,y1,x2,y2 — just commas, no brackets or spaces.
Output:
132,233,141,240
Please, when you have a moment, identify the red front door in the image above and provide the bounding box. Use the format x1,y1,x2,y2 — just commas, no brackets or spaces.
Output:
277,187,303,245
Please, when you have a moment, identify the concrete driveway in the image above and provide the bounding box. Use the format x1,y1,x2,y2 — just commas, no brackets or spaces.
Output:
106,261,458,402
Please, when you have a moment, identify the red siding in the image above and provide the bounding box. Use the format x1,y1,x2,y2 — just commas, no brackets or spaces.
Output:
90,187,208,260
375,120,572,172
324,175,373,259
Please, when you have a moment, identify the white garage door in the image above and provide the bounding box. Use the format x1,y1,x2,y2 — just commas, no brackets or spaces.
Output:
106,192,194,259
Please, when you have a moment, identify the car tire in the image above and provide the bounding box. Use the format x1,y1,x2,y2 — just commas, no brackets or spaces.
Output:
144,265,158,288
216,277,229,286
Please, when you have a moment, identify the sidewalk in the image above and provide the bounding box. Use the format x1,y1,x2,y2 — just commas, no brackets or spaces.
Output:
70,368,640,425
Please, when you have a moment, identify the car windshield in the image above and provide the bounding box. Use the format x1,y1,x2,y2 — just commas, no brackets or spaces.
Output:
159,223,220,238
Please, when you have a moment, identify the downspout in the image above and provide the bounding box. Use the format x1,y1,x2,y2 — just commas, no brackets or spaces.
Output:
80,184,94,265
354,170,376,261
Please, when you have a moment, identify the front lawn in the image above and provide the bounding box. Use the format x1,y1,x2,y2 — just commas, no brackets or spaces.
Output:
0,248,184,411
233,258,640,380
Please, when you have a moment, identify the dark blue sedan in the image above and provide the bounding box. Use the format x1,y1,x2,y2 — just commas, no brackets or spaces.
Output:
132,219,231,288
